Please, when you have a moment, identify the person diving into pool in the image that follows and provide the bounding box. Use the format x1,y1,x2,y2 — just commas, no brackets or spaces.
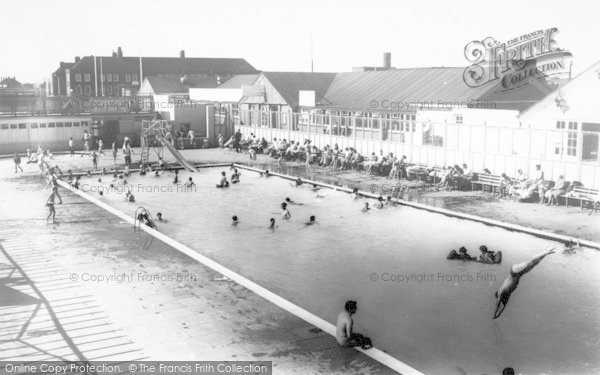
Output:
493,248,555,319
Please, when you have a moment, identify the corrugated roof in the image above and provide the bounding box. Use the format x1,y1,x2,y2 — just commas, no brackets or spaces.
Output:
218,74,259,89
262,72,337,108
318,68,551,112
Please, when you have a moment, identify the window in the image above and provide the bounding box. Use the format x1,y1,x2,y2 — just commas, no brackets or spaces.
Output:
18,123,27,129
132,73,138,81
113,73,119,82
39,123,47,128
568,121,578,130
75,73,82,82
455,114,463,124
47,122,55,128
1,124,8,130
73,122,80,127
125,73,131,82
75,85,82,95
56,122,64,128
84,73,91,82
107,86,113,95
567,132,577,156
84,85,91,95
556,121,566,129
30,123,38,129
81,121,89,127
65,122,73,127
106,73,112,82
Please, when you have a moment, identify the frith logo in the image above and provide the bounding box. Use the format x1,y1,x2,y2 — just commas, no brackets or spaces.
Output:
463,28,573,92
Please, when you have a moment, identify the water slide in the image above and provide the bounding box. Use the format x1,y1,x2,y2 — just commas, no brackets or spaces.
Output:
159,137,198,172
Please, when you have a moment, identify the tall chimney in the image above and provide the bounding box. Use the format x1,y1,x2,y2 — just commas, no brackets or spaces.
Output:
117,47,123,58
383,52,391,69
180,50,185,58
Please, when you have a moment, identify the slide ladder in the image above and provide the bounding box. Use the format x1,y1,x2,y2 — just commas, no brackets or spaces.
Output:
141,120,197,172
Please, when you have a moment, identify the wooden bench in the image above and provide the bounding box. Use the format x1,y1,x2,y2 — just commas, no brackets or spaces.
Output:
564,187,600,209
471,174,502,193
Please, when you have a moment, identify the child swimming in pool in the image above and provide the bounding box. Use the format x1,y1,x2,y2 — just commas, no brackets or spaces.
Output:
185,177,195,188
156,212,168,223
361,202,370,212
231,169,240,184
351,187,360,200
232,215,239,225
304,215,316,225
125,189,135,202
269,217,277,229
281,202,291,219
376,196,384,209
216,171,229,188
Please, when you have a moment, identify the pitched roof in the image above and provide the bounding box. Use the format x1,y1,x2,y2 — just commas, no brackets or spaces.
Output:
218,74,259,89
144,76,188,94
262,72,337,107
318,68,552,112
70,56,257,75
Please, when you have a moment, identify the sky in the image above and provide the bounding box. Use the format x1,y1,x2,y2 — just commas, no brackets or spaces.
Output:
1,0,599,83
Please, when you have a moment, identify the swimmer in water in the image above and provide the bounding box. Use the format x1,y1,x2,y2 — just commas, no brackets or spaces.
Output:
305,215,316,225
351,187,360,200
376,196,384,209
563,239,581,254
493,248,555,319
156,212,168,222
125,189,135,202
232,215,239,225
281,202,291,219
231,169,240,184
310,184,321,192
361,202,370,212
269,217,278,229
216,171,229,188
185,177,195,188
173,169,179,184
285,197,303,205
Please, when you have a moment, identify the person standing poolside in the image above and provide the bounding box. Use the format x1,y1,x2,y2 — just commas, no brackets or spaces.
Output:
97,139,104,156
83,130,90,152
493,248,555,319
91,151,98,171
47,173,63,204
112,141,118,165
68,137,74,157
13,153,23,173
218,133,224,149
46,191,57,223
122,140,132,168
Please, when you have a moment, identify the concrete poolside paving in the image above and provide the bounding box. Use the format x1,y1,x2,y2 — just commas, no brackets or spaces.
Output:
0,163,396,374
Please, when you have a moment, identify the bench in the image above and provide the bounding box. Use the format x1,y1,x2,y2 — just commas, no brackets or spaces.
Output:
472,174,502,193
564,187,600,209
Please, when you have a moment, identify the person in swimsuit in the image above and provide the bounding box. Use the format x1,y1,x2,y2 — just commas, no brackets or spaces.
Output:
46,191,57,223
285,197,303,205
351,187,360,200
269,217,277,229
156,212,168,222
231,169,240,184
281,202,291,219
447,247,476,260
336,300,363,347
112,141,118,165
216,171,229,188
47,173,63,204
13,153,23,173
493,248,555,319
361,202,370,212
185,177,195,188
173,169,179,184
304,215,316,225
91,151,98,171
376,196,385,209
232,215,239,226
125,189,135,202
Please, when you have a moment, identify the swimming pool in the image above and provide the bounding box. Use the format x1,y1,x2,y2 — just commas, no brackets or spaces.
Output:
78,167,600,374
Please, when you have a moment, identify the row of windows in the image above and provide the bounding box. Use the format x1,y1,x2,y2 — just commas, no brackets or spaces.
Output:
74,73,139,83
74,85,124,96
0,121,89,130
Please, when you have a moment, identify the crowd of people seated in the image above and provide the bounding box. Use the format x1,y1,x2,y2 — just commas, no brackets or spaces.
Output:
226,133,598,209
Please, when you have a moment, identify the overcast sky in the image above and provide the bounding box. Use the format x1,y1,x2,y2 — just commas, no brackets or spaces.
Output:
1,0,598,82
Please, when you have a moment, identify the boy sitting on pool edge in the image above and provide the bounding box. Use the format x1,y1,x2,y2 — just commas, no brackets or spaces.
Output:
335,300,372,349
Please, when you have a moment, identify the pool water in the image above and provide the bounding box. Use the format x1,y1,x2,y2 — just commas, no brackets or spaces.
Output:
80,167,600,375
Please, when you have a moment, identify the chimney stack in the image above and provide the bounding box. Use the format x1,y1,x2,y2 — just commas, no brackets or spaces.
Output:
383,52,391,69
180,50,185,58
117,47,123,58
